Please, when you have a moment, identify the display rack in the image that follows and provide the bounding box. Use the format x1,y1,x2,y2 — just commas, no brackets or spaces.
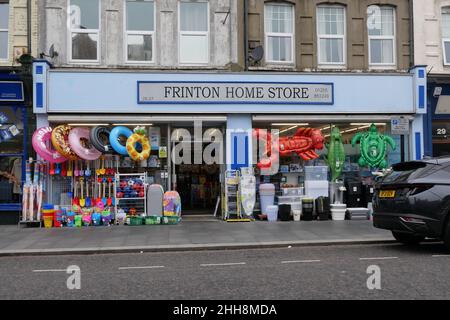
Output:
114,172,148,217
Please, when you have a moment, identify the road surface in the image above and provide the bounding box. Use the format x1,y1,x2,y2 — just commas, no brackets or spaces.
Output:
0,242,449,300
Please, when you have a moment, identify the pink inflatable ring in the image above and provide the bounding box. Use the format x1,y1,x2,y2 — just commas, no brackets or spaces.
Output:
32,127,67,163
68,127,102,161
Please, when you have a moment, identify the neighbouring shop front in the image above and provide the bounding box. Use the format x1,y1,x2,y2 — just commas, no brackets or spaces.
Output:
29,60,426,227
0,73,31,224
425,80,450,157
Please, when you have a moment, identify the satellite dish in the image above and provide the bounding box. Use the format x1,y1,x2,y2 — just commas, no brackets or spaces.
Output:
49,44,59,58
249,46,264,62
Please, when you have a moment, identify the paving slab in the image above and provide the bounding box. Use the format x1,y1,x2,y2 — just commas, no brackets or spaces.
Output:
0,220,394,256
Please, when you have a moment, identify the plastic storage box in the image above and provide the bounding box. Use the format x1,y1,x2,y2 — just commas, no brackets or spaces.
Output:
305,166,329,181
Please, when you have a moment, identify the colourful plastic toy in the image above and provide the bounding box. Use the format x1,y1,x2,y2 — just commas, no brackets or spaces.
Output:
325,126,346,181
351,124,396,169
163,191,181,217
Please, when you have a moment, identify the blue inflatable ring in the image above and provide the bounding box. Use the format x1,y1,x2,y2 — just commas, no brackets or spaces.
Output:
109,126,133,155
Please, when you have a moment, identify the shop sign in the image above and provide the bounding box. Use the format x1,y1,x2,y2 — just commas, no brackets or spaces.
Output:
138,81,333,105
0,81,24,102
432,123,450,139
391,117,410,135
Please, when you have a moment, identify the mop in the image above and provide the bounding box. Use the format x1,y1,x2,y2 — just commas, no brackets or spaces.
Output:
36,163,44,221
29,160,39,221
22,161,32,221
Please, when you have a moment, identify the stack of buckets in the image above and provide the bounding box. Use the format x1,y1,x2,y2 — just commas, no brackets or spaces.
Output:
41,204,55,228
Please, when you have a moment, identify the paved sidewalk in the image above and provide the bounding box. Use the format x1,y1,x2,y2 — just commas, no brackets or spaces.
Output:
0,220,394,256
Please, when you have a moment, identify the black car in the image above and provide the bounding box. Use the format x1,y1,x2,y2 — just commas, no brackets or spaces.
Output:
373,156,450,250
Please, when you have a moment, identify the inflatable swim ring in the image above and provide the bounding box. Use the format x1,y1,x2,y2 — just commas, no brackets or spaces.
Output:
51,125,78,160
68,127,102,160
32,127,67,163
109,126,133,155
90,126,114,153
126,128,151,161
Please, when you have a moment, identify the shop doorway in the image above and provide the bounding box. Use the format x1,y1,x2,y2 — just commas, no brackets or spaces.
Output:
171,126,224,215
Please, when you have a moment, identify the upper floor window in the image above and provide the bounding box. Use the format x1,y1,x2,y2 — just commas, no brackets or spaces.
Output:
179,1,209,64
68,0,100,63
367,5,396,66
0,2,9,61
264,3,294,63
317,5,346,66
442,7,450,65
125,0,155,63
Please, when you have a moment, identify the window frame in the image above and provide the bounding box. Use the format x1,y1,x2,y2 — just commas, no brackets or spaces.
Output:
264,2,295,65
0,2,9,62
123,0,156,65
442,7,450,66
67,0,101,64
367,6,396,68
178,0,210,66
316,4,347,67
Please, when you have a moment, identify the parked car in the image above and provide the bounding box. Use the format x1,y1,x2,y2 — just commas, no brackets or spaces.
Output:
373,156,450,250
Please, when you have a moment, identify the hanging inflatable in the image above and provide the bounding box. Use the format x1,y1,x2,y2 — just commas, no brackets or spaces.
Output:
254,127,324,169
126,127,151,161
90,126,114,154
68,127,102,161
32,127,67,163
325,126,345,181
351,123,396,169
51,125,78,160
109,126,133,155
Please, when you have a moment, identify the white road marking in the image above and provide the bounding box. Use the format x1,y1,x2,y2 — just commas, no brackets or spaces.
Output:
200,262,246,267
432,255,450,258
281,260,321,264
32,269,66,273
359,257,398,261
118,266,165,270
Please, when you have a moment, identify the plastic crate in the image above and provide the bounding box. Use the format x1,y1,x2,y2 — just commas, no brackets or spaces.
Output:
145,216,162,225
304,166,328,181
129,216,144,226
161,216,181,225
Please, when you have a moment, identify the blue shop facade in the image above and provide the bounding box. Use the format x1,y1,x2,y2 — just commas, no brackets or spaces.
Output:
0,71,31,223
32,60,427,214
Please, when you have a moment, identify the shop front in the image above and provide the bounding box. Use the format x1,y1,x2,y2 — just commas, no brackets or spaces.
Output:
425,80,450,157
31,60,426,226
0,74,29,224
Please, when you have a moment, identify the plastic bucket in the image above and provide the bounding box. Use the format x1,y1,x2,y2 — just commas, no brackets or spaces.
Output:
43,215,53,228
293,210,301,221
331,209,346,221
266,205,278,222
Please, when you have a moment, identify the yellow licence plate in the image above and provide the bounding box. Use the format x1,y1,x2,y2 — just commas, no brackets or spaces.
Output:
380,190,396,198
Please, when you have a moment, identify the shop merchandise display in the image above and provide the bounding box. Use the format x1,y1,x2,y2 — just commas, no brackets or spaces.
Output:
254,127,325,169
251,123,394,222
28,124,179,228
351,124,397,169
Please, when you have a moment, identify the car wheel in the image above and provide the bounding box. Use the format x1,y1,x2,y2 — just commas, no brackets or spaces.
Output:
392,231,425,245
444,220,450,252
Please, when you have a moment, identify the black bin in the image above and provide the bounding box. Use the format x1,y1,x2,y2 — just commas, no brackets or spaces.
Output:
315,196,330,221
278,204,291,221
302,199,314,221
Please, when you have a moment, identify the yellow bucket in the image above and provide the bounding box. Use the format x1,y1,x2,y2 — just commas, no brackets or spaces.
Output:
43,215,53,228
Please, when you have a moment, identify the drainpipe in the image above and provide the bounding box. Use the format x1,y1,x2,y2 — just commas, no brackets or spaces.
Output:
409,0,414,68
244,0,248,71
27,0,32,54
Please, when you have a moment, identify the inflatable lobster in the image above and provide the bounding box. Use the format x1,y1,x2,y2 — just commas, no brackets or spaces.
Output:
254,127,325,169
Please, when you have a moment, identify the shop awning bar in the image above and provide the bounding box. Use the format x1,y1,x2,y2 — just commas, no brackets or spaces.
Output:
47,115,228,123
